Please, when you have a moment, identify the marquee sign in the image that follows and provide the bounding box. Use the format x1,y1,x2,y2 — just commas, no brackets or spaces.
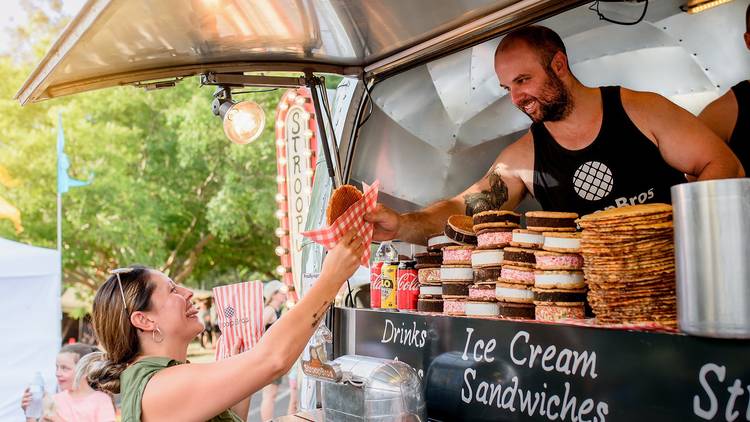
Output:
334,308,750,422
274,88,318,294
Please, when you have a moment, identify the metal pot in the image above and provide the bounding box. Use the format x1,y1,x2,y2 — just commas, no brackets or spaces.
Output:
320,355,426,421
671,178,750,338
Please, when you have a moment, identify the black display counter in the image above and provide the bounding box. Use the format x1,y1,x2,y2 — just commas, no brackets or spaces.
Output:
332,307,750,422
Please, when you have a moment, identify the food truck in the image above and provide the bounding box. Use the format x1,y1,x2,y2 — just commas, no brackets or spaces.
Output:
16,0,750,420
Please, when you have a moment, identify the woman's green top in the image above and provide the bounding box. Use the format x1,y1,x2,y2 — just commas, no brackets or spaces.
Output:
120,356,243,422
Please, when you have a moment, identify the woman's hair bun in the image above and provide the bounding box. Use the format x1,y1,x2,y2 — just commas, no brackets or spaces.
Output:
84,352,128,395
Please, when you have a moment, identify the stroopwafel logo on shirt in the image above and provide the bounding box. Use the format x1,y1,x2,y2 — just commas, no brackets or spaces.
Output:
573,161,614,201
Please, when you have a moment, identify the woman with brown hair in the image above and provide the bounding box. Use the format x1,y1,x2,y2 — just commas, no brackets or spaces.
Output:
87,229,365,421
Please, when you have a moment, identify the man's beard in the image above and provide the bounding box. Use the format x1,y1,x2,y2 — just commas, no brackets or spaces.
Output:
516,69,573,123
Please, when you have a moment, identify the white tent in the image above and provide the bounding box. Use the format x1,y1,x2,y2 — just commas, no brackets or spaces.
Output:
0,238,61,422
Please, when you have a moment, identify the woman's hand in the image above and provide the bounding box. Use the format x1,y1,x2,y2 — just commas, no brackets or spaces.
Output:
320,228,366,287
228,338,251,421
230,338,244,357
20,387,31,411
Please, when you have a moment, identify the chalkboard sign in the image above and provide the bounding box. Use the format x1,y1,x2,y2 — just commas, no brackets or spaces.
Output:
332,307,750,422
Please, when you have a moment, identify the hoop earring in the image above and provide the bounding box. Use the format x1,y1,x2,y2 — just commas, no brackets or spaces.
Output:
152,326,165,344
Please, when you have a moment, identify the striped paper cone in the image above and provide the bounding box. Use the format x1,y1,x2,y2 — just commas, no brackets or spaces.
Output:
212,281,265,360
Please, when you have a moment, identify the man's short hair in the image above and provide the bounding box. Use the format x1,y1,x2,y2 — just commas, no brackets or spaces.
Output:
496,25,567,67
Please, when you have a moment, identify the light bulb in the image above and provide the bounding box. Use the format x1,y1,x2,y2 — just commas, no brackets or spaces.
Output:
276,265,287,275
275,209,287,219
275,227,288,237
223,101,265,145
275,193,286,202
275,246,287,256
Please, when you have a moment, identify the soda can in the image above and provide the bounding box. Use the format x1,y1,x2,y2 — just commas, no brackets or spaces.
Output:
397,260,419,311
380,262,399,309
370,261,384,309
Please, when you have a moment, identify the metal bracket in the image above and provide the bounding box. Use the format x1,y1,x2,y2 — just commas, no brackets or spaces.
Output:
200,72,306,88
306,73,343,188
132,77,183,91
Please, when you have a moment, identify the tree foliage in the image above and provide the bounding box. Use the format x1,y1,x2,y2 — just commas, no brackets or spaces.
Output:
0,1,282,302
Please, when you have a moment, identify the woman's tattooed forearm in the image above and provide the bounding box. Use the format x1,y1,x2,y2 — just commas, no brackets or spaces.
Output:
312,300,333,327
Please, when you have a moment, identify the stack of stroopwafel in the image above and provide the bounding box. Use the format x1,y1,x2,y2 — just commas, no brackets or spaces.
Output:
577,203,676,327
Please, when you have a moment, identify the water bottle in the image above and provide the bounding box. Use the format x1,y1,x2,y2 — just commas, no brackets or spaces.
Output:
25,372,44,419
370,241,399,308
375,241,399,262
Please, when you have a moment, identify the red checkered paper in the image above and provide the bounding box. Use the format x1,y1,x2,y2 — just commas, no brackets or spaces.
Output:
302,180,379,267
212,281,265,360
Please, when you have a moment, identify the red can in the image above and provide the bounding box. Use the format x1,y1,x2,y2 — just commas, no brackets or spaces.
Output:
381,262,399,309
370,261,384,309
397,260,419,311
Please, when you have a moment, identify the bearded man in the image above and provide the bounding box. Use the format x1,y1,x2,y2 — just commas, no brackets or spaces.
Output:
365,25,743,245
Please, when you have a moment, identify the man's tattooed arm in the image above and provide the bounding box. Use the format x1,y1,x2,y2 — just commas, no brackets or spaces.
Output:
464,166,509,215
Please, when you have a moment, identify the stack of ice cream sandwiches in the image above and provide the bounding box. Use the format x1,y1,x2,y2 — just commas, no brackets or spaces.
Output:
496,224,539,319
466,211,519,318
422,210,588,322
526,212,587,321
416,250,445,313
441,245,475,315
437,215,476,315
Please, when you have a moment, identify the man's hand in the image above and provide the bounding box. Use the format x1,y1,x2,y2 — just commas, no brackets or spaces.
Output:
364,204,400,242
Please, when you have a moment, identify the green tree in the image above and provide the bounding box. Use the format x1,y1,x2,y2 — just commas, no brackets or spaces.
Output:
0,1,282,306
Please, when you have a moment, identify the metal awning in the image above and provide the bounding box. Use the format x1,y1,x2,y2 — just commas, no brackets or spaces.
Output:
15,0,581,105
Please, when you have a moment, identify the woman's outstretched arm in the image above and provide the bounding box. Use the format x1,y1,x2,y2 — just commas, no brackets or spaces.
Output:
141,229,365,422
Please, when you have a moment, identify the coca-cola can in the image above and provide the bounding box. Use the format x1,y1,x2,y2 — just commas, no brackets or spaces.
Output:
381,262,399,310
397,260,418,311
370,261,384,309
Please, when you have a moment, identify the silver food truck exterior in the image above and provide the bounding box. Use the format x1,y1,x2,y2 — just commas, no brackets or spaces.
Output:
17,0,750,420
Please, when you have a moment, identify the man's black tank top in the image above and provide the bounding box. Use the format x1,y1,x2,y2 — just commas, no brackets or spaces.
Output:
729,80,750,172
532,86,686,216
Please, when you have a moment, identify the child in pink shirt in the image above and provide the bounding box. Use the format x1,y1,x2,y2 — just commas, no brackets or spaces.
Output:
53,388,115,422
52,352,115,422
23,344,115,422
